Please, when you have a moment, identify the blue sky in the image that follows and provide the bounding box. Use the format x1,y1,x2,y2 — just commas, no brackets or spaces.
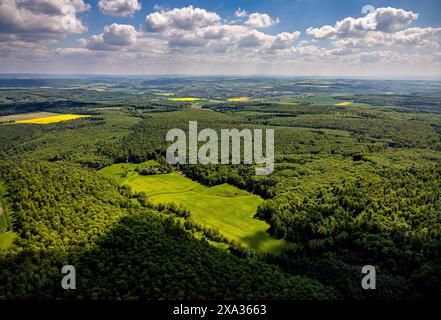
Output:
1,0,441,76
77,0,441,39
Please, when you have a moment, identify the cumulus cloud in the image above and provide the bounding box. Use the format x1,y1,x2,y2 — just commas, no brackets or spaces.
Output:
144,6,221,32
330,27,441,48
142,7,298,53
245,12,279,28
0,0,90,42
164,24,299,52
304,7,441,49
1,4,439,77
238,30,271,48
374,7,418,32
271,31,301,49
79,23,137,50
234,8,248,18
307,7,418,40
391,27,441,48
103,23,137,45
98,0,141,17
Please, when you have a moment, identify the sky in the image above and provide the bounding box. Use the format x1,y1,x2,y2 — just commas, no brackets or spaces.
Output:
0,0,441,77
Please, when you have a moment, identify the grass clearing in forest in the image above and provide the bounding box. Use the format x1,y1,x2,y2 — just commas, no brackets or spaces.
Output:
99,164,284,254
0,182,16,251
0,182,11,231
0,231,17,251
0,206,6,230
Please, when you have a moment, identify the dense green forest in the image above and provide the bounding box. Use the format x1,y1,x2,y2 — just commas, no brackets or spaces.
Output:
0,161,334,299
1,78,441,300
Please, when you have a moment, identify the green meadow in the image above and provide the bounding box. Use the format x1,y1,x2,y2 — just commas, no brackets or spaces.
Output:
0,182,16,250
0,232,17,251
99,163,284,254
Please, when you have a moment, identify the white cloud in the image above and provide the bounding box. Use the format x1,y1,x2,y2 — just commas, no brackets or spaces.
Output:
103,23,137,45
0,0,90,42
245,12,278,28
374,7,418,32
271,31,301,49
79,23,137,50
98,0,141,17
1,4,440,77
391,27,441,48
304,7,441,49
161,23,299,52
306,25,337,39
234,8,248,18
307,7,418,40
144,6,221,32
333,31,386,47
238,30,272,47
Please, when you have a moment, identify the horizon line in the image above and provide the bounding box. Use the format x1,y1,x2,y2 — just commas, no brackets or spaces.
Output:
0,73,440,81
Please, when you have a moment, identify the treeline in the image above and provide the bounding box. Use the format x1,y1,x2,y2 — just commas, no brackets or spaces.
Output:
0,101,101,116
347,94,441,114
181,164,278,198
0,161,336,300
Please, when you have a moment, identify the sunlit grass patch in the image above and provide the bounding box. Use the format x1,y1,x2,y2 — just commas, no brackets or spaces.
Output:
98,164,284,254
0,231,17,251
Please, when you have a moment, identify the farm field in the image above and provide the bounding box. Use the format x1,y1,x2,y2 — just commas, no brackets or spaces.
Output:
227,97,250,102
335,101,352,106
99,164,284,254
15,114,90,124
168,97,202,102
0,111,60,124
0,112,90,124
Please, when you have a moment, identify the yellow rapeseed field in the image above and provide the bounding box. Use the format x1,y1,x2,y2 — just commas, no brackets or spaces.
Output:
16,114,90,124
227,97,250,102
335,101,352,106
168,97,201,101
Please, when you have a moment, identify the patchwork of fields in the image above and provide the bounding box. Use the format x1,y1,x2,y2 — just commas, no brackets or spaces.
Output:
99,163,284,254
